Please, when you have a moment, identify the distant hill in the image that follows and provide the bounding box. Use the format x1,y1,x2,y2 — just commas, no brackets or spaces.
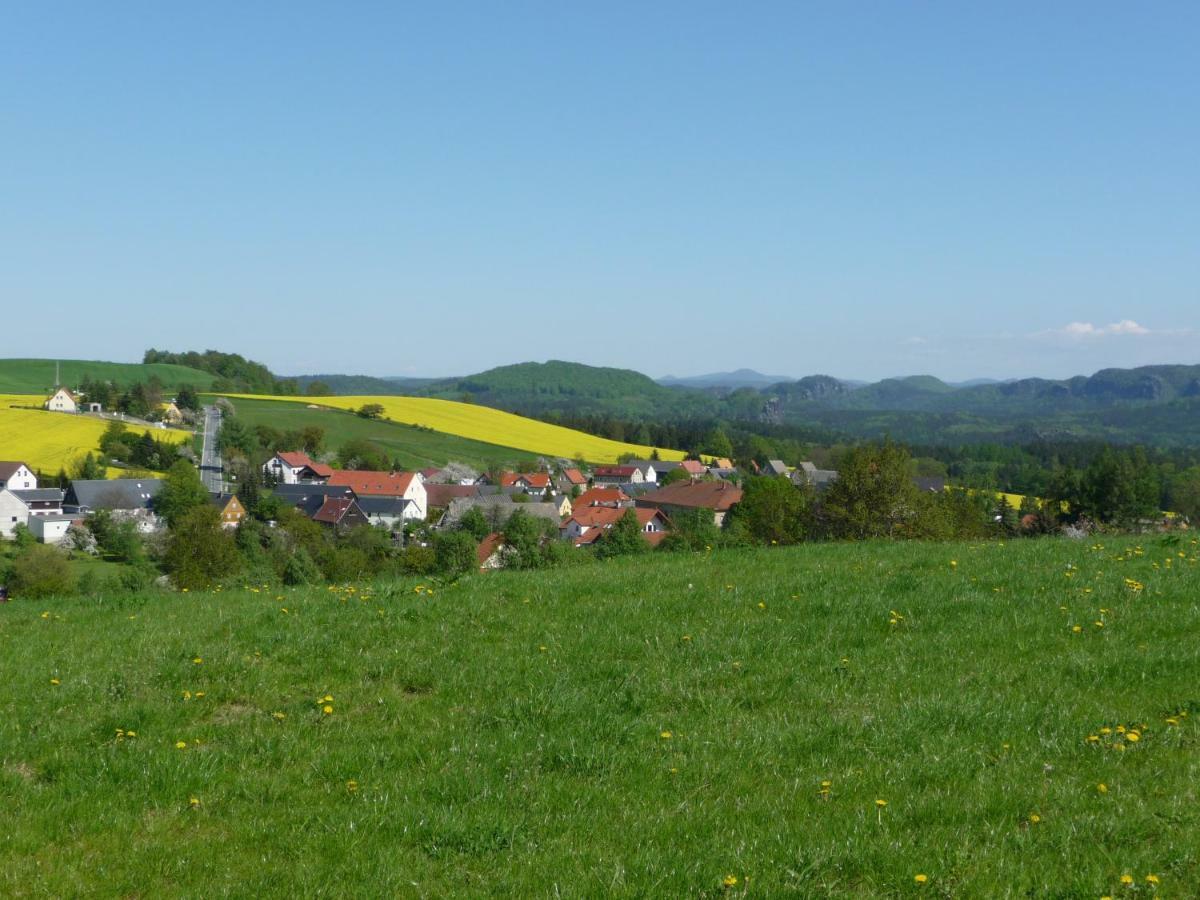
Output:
0,358,216,394
658,369,791,389
289,373,440,395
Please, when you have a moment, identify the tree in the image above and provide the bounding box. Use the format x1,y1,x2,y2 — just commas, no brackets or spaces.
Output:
659,466,690,487
176,384,201,411
157,459,211,528
299,426,325,456
734,476,810,545
820,441,920,539
703,427,734,460
456,506,490,540
7,544,76,598
434,530,479,576
337,438,390,471
1167,466,1200,521
70,452,106,481
283,547,323,585
595,510,648,559
305,381,332,397
357,403,385,420
164,505,243,590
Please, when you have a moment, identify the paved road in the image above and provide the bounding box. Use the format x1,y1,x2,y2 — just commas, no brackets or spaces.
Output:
199,404,226,494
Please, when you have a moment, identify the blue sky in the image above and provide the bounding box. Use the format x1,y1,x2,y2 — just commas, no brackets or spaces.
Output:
2,2,1197,381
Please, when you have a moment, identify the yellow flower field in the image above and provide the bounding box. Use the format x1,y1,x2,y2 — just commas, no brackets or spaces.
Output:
222,394,686,464
0,395,190,474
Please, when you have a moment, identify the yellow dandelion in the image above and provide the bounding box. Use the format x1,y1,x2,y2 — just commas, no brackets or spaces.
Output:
322,705,333,715
346,780,358,793
757,602,765,609
1072,625,1083,633
914,873,928,884
1029,813,1040,824
875,799,887,807
175,741,187,749
50,678,60,686
1097,783,1108,793
192,657,202,665
272,711,286,720
1125,731,1140,743
660,731,672,739
1145,874,1159,884
722,875,738,887
189,797,200,807
1120,874,1133,885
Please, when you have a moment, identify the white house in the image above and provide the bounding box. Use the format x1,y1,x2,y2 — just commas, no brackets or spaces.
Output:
327,471,428,521
44,388,78,413
0,490,30,539
30,515,77,545
263,451,333,485
0,462,37,492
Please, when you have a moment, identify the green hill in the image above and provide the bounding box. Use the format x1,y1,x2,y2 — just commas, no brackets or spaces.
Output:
0,537,1195,894
0,358,216,394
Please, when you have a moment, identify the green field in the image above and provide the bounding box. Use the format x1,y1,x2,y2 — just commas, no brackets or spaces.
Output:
224,396,539,470
2,537,1197,895
0,359,216,394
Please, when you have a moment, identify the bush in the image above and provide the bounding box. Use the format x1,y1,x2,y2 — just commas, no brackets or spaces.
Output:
164,505,243,590
434,531,479,577
283,548,322,585
7,544,77,599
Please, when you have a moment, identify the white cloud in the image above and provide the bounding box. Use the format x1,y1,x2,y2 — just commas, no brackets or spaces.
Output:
1039,319,1151,339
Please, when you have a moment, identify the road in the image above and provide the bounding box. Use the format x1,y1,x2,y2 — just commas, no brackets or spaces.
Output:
199,404,227,494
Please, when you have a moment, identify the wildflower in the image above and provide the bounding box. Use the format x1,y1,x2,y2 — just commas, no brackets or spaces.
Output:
950,560,957,567
1146,874,1159,884
757,602,765,609
272,711,286,720
50,678,60,686
1119,874,1133,885
1165,717,1179,726
322,705,333,715
175,741,187,749
192,657,203,665
875,799,887,808
1097,783,1107,793
346,780,358,793
1125,731,1140,743
914,874,928,884
722,875,738,887
126,731,136,738
660,731,672,739
189,797,200,807
1029,813,1040,824
682,634,692,641
1072,625,1083,633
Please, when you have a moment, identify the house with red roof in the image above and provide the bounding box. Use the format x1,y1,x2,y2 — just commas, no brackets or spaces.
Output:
312,496,369,530
327,470,427,520
635,480,742,527
556,467,588,493
592,465,644,485
572,487,632,509
561,506,670,546
263,451,333,485
499,472,553,493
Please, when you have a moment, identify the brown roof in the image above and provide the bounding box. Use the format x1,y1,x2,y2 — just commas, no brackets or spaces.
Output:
500,472,551,489
0,462,32,481
276,451,334,478
312,496,360,524
328,470,418,496
569,507,669,546
477,532,504,567
636,480,742,511
680,460,708,475
561,467,587,485
424,483,478,508
594,465,637,478
574,487,630,508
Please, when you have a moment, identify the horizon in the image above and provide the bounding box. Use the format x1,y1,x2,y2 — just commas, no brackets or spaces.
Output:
3,3,1198,379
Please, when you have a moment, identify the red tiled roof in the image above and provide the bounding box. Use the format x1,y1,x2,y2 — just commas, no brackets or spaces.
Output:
565,506,626,529
276,451,334,478
500,472,551,489
680,460,707,475
574,487,630,508
419,467,441,478
561,467,587,485
636,481,742,511
477,532,504,567
328,470,418,496
313,496,357,524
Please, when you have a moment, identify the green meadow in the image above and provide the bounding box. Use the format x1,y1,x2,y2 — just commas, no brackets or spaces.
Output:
0,359,216,395
1,537,1197,896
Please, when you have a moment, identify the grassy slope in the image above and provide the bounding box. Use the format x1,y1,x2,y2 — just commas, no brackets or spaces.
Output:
0,359,216,394
1,537,1198,896
222,394,688,464
227,397,538,470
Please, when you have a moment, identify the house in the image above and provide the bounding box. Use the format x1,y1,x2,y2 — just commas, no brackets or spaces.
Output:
0,462,37,492
44,387,77,413
763,459,790,477
63,478,164,532
0,490,30,539
623,461,660,483
327,471,427,520
679,460,708,479
561,506,670,545
312,496,370,530
712,458,735,471
30,515,81,545
210,493,246,529
272,484,356,518
635,480,743,527
499,472,553,494
160,402,184,425
556,467,588,493
573,487,632,509
439,496,561,531
13,488,65,518
263,451,333,485
424,483,480,512
548,493,573,518
593,465,643,485
477,532,506,570
791,461,839,491
356,496,413,530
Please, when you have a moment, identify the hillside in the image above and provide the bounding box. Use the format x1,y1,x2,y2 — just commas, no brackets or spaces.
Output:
0,394,191,473
0,359,216,394
219,394,688,463
228,397,538,471
1,538,1196,894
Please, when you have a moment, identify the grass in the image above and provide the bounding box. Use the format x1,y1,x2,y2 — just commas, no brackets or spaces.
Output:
224,397,539,471
0,395,191,474
221,394,687,464
0,359,216,394
1,536,1198,895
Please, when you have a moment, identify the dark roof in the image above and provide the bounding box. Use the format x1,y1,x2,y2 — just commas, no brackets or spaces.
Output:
273,484,355,518
12,489,65,503
0,462,32,481
209,492,242,509
356,496,412,515
312,496,366,525
66,479,162,511
424,483,480,508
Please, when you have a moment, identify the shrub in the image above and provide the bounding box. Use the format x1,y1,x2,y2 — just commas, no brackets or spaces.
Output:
8,544,77,599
